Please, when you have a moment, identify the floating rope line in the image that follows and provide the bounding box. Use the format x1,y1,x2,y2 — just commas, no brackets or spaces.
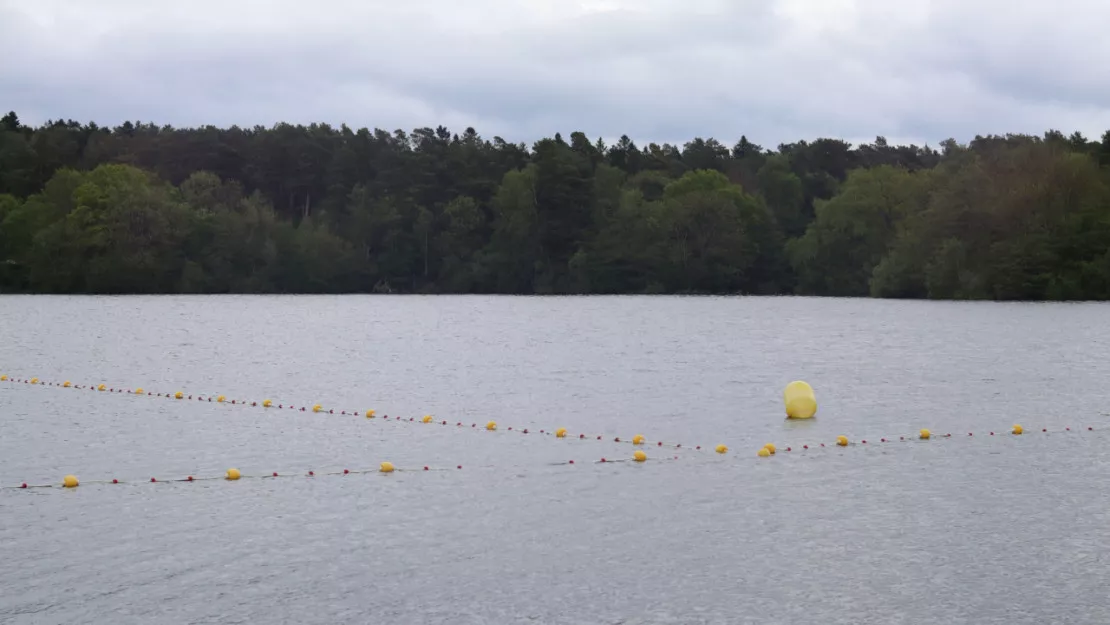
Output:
0,374,715,452
6,422,1107,492
4,374,1106,479
4,453,683,491
750,424,1104,457
4,423,1106,491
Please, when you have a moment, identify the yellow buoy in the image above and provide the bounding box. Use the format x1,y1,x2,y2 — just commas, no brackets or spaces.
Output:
486,421,497,431
555,428,567,438
764,443,776,454
633,450,647,462
837,435,848,446
784,380,817,419
422,415,432,423
226,468,241,480
380,461,395,473
174,391,183,399
63,474,79,488
312,404,322,413
216,395,226,403
919,428,931,440
63,381,71,388
757,447,771,458
632,434,645,445
135,388,144,395
97,384,106,391
263,399,272,408
715,444,728,454
365,410,376,418
1013,424,1023,435
0,375,7,381
30,377,39,384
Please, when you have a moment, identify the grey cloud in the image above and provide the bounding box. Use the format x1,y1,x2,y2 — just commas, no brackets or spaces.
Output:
2,0,1110,148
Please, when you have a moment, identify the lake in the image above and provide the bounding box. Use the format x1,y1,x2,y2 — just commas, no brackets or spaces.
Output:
3,295,1110,624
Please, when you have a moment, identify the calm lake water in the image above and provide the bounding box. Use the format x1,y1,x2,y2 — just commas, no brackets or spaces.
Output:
3,295,1110,625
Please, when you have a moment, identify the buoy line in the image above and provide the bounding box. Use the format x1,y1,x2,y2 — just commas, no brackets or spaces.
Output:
4,374,1106,484
750,424,1105,457
4,424,1105,491
6,421,1106,492
0,373,720,452
4,453,684,490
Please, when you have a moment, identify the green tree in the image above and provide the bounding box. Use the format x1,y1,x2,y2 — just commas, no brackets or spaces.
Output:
484,166,540,293
0,109,1106,299
789,166,930,296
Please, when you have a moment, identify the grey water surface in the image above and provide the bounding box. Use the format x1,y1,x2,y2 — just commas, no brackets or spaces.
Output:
2,295,1109,625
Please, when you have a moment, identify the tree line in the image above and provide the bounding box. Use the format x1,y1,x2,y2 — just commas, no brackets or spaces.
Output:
2,110,1110,299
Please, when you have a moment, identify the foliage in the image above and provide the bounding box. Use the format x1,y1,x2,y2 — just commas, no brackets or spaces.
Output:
1,112,1108,299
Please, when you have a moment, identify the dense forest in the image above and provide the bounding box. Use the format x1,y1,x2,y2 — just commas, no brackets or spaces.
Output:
2,110,1110,299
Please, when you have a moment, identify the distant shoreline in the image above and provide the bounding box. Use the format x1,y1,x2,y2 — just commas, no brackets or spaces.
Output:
3,113,1108,301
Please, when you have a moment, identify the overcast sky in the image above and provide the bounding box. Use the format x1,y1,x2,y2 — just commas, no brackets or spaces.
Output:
3,0,1109,149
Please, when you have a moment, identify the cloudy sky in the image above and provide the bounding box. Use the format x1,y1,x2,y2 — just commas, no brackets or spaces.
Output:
3,0,1109,149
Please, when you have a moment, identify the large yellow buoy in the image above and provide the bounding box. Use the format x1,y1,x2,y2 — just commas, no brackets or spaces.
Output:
633,450,647,462
784,381,817,419
763,443,776,455
380,461,395,473
486,421,497,431
63,474,79,488
757,447,771,458
836,435,848,446
422,415,433,423
632,434,645,445
174,391,183,399
30,377,39,384
63,381,71,388
312,404,322,413
263,399,272,408
97,384,106,392
555,428,567,438
919,429,931,439
0,375,7,381
365,410,376,418
226,468,241,480
715,444,728,454
216,395,226,403
1012,424,1023,435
